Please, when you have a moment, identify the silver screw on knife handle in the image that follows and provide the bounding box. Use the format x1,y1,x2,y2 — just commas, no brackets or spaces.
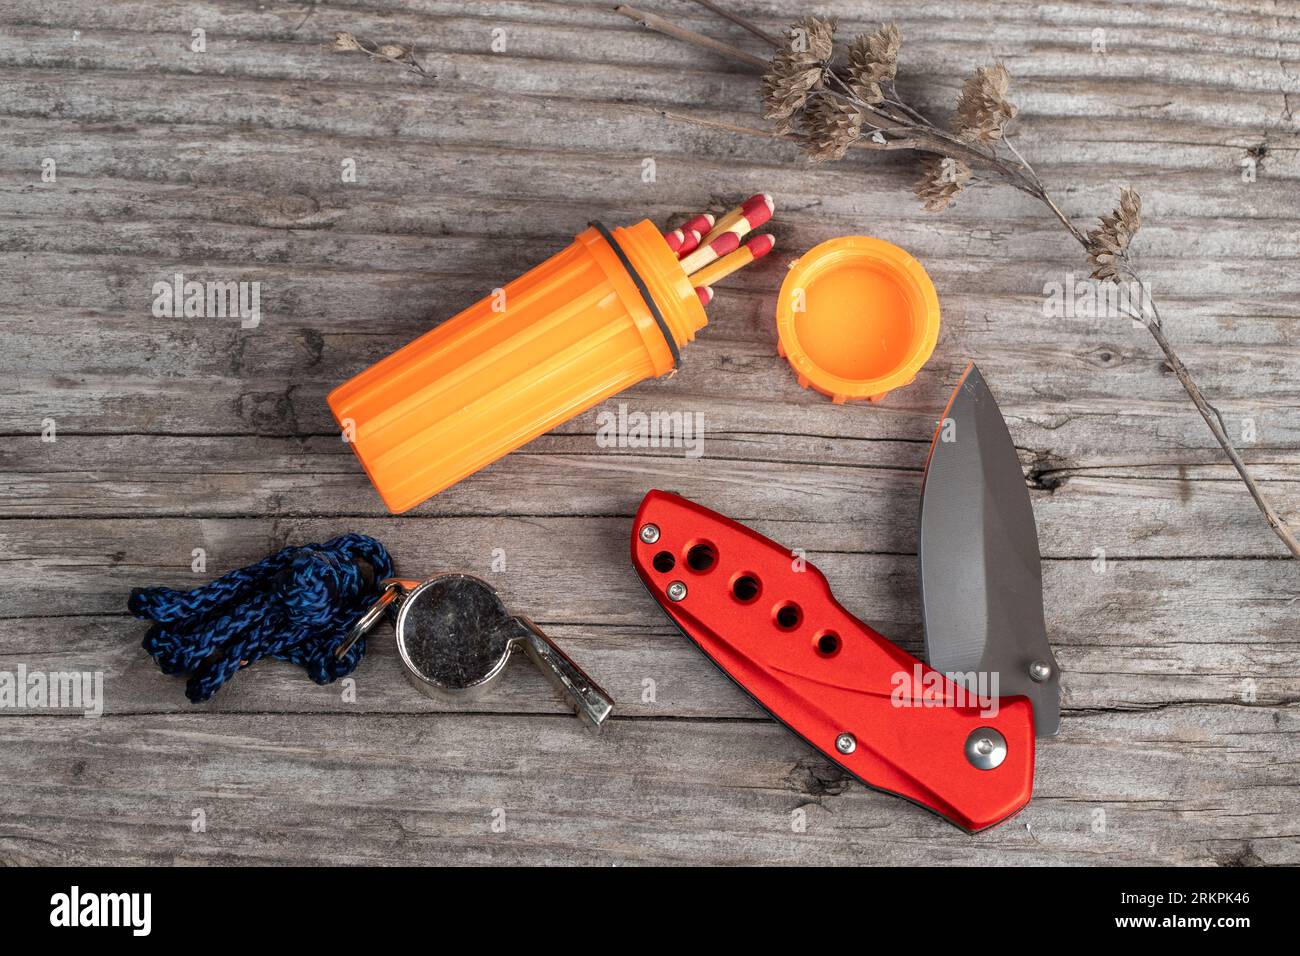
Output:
964,728,1008,770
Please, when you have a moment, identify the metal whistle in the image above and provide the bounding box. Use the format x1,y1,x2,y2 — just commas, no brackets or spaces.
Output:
338,574,614,731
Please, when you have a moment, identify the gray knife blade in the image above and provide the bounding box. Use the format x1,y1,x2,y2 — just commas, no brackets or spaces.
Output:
919,363,1060,737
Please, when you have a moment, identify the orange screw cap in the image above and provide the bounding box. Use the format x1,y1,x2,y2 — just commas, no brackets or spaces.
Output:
775,236,940,404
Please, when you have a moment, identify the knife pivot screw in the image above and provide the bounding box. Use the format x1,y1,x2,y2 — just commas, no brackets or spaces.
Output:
1029,660,1053,683
964,728,1007,770
666,581,687,602
639,523,661,544
835,732,856,755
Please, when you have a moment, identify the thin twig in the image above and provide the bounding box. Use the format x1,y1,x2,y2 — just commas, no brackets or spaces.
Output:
882,81,933,127
688,0,783,47
1000,135,1089,244
293,3,318,33
1116,270,1300,557
332,33,434,78
1000,133,1035,176
1023,178,1090,245
651,110,801,143
614,5,769,69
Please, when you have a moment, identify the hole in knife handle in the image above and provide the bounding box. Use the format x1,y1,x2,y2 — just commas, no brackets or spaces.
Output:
730,573,761,604
685,541,718,573
652,551,676,573
774,602,802,631
814,630,841,657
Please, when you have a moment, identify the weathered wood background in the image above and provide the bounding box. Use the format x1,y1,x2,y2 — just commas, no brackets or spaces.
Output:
1,0,1297,865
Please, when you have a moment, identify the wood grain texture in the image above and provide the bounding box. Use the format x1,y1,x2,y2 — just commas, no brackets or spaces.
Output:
0,0,1296,866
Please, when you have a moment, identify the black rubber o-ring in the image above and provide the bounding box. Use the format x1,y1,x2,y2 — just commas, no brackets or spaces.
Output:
589,220,680,370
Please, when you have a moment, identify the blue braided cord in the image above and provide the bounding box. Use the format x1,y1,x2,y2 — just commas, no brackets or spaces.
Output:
128,533,394,703
129,546,300,625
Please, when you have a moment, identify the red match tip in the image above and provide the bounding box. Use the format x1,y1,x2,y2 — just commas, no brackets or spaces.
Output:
742,193,773,215
710,231,741,256
677,229,702,256
683,214,714,235
743,200,773,230
664,228,684,252
695,286,713,306
745,234,776,258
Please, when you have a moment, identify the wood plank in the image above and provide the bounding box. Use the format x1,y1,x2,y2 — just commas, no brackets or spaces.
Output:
0,64,1292,166
3,3,1297,83
0,706,1293,865
8,186,1300,263
5,114,1297,193
4,313,1297,497
5,439,1300,556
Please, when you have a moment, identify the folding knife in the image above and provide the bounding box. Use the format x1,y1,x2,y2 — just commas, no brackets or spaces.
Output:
630,365,1057,831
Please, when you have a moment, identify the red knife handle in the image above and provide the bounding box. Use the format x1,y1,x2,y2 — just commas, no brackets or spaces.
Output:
631,490,1034,832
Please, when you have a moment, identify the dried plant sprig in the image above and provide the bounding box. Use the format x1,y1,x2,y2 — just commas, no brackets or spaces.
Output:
614,4,1300,558
330,31,433,78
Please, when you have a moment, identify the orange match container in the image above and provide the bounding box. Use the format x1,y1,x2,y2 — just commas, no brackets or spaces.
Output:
328,221,708,513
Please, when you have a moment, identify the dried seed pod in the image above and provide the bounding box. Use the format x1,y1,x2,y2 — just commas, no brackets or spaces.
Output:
796,95,865,162
848,23,901,85
914,156,973,211
954,64,1018,142
1086,187,1142,281
763,16,838,121
788,16,837,61
762,51,826,120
